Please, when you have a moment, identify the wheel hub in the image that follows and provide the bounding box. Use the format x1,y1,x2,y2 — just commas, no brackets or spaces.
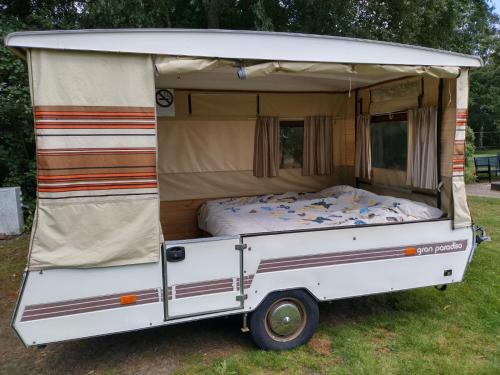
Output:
267,301,303,337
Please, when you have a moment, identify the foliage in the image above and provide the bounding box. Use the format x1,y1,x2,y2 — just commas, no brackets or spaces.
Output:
464,127,477,183
0,0,499,219
0,15,36,212
469,60,500,149
465,126,476,166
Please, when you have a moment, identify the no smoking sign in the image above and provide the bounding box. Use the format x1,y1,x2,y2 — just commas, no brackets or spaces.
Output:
155,88,175,117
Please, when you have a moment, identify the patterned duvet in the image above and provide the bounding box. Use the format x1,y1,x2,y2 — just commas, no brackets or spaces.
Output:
198,185,443,237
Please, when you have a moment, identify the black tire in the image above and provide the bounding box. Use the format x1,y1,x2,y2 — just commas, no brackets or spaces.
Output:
249,289,319,350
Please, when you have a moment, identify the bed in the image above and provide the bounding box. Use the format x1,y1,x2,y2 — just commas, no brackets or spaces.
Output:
198,185,444,237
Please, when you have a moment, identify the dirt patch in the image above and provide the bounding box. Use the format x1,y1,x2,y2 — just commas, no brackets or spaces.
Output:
308,336,332,356
370,327,396,356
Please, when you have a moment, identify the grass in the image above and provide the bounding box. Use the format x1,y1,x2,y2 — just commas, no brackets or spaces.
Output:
0,197,498,374
174,196,500,375
475,148,500,156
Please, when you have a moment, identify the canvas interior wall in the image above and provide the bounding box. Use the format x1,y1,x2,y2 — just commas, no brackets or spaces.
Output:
356,76,453,212
157,90,356,240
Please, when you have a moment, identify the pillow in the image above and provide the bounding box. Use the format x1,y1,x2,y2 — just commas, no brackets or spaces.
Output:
318,185,356,197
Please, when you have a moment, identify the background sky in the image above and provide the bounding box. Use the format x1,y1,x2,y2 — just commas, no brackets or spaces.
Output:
492,0,500,15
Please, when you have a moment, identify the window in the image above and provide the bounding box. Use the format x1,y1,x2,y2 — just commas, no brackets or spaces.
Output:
370,113,408,170
280,120,304,168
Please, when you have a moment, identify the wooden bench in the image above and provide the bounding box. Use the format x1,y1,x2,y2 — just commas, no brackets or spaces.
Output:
474,154,500,182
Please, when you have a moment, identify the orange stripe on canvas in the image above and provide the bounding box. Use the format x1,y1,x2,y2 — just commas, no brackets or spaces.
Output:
35,124,156,129
38,183,158,192
38,172,157,180
35,111,155,118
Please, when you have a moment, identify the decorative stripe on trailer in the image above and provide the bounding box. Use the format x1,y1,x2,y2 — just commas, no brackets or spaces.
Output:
20,288,161,321
255,240,468,273
167,278,235,300
166,240,467,300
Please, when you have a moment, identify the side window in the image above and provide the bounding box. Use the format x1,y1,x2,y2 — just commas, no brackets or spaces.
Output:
280,120,304,168
370,114,408,170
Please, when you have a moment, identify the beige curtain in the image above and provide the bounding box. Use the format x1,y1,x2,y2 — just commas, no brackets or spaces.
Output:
355,115,372,180
253,116,280,177
406,107,438,189
303,116,334,176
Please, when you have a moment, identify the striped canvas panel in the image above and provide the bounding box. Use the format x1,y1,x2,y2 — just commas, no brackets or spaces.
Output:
34,106,158,199
453,109,467,177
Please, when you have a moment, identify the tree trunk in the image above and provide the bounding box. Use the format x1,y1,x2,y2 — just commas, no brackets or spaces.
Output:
203,0,220,28
479,125,484,149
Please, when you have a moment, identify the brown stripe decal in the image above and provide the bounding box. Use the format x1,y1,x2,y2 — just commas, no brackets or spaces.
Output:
21,288,160,322
237,274,255,290
168,278,235,300
256,240,468,274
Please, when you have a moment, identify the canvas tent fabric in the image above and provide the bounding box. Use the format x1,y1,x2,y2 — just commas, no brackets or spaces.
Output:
154,58,460,81
27,49,161,269
21,43,472,269
369,77,422,114
155,56,234,76
234,62,459,80
156,91,353,201
453,70,472,228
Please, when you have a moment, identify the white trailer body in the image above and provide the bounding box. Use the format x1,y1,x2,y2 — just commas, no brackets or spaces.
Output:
13,220,477,346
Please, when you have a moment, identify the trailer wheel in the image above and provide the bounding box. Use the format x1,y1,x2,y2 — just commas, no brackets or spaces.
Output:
249,290,319,350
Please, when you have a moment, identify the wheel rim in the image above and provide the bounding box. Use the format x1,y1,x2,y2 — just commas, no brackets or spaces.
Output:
264,297,307,342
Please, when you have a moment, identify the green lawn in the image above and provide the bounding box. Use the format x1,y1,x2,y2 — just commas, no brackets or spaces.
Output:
0,197,498,374
175,196,500,375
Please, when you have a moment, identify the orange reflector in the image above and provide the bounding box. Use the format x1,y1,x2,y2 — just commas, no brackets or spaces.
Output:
120,295,137,305
404,247,417,256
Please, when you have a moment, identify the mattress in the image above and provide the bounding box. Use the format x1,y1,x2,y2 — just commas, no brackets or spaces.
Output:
198,185,443,237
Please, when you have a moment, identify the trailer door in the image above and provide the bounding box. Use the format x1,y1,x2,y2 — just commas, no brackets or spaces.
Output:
163,236,244,318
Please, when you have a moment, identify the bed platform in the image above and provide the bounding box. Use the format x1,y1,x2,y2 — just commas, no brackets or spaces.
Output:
198,185,443,237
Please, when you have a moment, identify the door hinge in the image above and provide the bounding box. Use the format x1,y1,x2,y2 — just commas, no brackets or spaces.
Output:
235,243,247,251
236,294,248,302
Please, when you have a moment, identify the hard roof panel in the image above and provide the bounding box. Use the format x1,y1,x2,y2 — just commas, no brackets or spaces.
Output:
5,29,483,67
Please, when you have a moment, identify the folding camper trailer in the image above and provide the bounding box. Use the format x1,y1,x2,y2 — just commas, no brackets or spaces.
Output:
6,29,488,350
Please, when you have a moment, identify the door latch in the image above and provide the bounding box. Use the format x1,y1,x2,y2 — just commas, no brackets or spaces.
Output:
166,246,185,262
236,294,248,302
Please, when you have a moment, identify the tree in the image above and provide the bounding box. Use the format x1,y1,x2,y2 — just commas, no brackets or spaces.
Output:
1,0,499,218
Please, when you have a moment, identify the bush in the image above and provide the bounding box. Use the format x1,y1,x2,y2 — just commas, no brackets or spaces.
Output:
464,126,477,183
0,16,37,223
